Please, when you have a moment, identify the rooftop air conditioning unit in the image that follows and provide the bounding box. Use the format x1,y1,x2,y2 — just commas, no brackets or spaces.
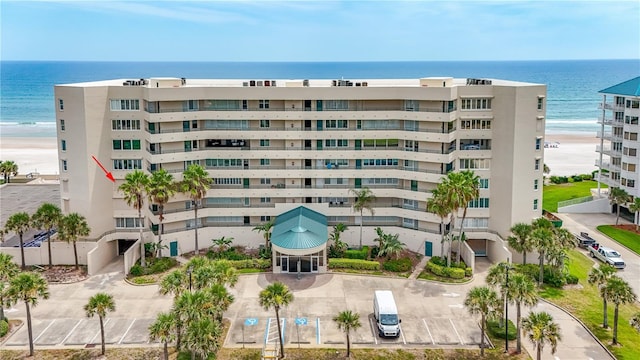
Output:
257,80,263,86
303,79,309,87
250,80,256,86
243,82,249,87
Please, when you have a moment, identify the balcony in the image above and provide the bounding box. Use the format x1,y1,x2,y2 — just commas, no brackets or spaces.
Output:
145,125,457,135
145,105,451,114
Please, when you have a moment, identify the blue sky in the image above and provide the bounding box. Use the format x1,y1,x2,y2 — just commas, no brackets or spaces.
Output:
2,0,639,61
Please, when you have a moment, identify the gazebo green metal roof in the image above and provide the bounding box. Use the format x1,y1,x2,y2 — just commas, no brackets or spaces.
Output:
271,206,328,250
599,76,640,97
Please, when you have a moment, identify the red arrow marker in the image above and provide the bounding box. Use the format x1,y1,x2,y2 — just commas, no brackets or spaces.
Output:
91,155,115,183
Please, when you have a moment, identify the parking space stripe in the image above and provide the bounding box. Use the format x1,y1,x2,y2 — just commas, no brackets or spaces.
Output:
316,318,321,344
399,324,406,345
61,319,83,345
368,317,378,345
449,318,464,345
33,319,55,343
118,318,136,344
89,318,110,344
281,318,286,343
264,318,271,344
422,319,434,345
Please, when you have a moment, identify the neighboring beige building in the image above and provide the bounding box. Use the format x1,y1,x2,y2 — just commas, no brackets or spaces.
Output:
54,76,546,272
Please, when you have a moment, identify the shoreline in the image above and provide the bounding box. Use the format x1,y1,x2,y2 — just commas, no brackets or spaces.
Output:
1,132,601,177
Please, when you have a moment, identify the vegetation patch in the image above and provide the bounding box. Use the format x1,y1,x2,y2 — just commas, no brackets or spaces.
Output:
382,258,412,272
343,246,370,260
0,348,165,359
127,256,180,284
328,258,380,270
597,225,640,255
542,180,603,212
486,319,516,340
0,319,9,337
216,347,527,359
423,256,471,280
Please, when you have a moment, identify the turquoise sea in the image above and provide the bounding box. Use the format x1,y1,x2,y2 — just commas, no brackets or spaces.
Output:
1,60,639,137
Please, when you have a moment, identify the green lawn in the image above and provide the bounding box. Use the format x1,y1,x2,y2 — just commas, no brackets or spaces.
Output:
543,180,605,212
597,225,640,256
540,249,640,360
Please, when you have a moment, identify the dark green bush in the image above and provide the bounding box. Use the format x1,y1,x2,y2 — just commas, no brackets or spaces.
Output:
148,257,177,274
487,319,516,340
208,248,250,261
129,264,143,276
328,258,380,270
382,258,412,272
0,319,8,337
515,264,566,288
369,246,379,259
426,258,470,279
227,259,271,269
565,274,579,285
580,174,592,180
430,256,447,267
571,175,583,182
549,176,569,184
344,246,369,260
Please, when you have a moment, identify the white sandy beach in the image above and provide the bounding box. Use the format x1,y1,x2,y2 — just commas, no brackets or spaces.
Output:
1,133,602,177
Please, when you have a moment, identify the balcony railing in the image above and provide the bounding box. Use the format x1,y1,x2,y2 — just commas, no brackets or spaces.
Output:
146,105,450,114
147,146,453,155
146,125,457,135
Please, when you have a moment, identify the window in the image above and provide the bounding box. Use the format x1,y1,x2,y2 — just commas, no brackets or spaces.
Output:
325,100,348,110
204,119,248,129
533,199,538,210
259,100,270,109
537,97,544,110
260,139,270,147
363,178,399,185
362,159,399,167
58,99,64,111
479,179,489,189
186,100,199,111
625,116,640,125
459,159,490,169
460,119,491,130
116,217,145,228
113,139,141,150
110,99,140,111
113,159,143,170
204,100,240,110
403,199,418,209
325,120,348,129
623,163,637,172
325,139,348,147
468,198,490,208
260,120,270,128
623,147,637,157
205,159,242,167
403,218,418,229
61,160,67,171
261,216,271,222
624,132,638,141
535,138,542,150
112,119,141,130
535,158,541,171
61,140,66,151
260,159,270,166
626,100,640,109
260,197,271,203
213,178,242,185
461,98,492,110
534,179,539,190
462,218,489,228
60,119,65,131
260,178,271,185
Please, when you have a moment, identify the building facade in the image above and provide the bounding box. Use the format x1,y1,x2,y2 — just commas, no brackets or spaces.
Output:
596,76,640,204
55,76,546,269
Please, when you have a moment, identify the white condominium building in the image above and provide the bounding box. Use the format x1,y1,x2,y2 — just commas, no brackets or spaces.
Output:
55,76,545,270
596,76,640,203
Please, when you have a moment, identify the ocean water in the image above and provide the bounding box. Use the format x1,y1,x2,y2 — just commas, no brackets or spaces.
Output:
1,60,639,137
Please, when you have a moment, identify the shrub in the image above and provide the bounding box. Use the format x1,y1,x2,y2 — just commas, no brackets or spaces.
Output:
344,246,369,260
487,319,516,340
580,173,592,180
448,267,466,279
328,258,380,270
148,257,177,274
464,267,473,277
565,274,579,285
514,264,566,288
208,248,250,261
549,176,569,184
129,264,143,276
226,259,271,270
426,259,469,279
0,319,8,337
571,175,583,182
383,258,412,272
430,256,447,267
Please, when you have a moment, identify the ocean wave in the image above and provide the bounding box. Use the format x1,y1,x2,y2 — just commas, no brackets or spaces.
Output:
0,121,56,127
545,119,598,124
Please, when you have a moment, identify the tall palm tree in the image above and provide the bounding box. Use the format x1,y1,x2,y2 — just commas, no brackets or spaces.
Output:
183,317,221,360
31,203,62,268
464,286,501,357
426,187,451,258
59,213,90,270
530,218,554,286
0,160,18,183
159,269,188,350
206,284,235,322
603,276,637,344
587,263,616,329
149,311,176,360
522,311,562,360
148,169,177,257
454,170,480,263
628,197,640,231
0,253,19,322
5,272,50,357
485,262,509,327
3,212,31,270
174,289,219,359
259,282,294,359
211,260,239,288
84,292,116,356
329,223,348,256
333,310,361,358
507,273,539,354
507,223,533,264
180,164,211,256
119,170,150,266
609,187,628,225
379,233,406,259
212,236,233,253
253,218,276,249
350,187,376,249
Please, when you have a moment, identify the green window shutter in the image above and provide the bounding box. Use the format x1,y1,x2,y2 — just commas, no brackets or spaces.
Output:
316,140,323,150
133,140,141,150
148,122,156,133
316,100,323,111
113,140,121,150
355,140,361,150
355,178,362,188
123,140,132,150
183,121,190,132
356,159,362,169
411,180,418,191
243,178,250,188
317,120,323,130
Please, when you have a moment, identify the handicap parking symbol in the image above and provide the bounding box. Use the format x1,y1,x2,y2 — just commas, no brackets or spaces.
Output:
244,318,258,326
295,317,307,326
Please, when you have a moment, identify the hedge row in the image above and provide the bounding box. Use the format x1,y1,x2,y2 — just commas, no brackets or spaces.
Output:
487,319,517,340
130,257,178,277
344,246,370,260
225,259,271,269
329,258,380,270
382,258,412,272
426,261,466,279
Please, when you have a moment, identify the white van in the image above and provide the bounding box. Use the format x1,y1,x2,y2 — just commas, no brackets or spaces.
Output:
373,290,401,337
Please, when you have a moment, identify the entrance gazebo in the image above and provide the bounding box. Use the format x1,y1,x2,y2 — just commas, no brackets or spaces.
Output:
271,206,328,274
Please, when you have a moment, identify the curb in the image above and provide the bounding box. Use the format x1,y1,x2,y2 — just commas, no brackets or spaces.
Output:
596,227,640,257
539,298,617,360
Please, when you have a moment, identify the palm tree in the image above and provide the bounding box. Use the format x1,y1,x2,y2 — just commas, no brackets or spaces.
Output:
211,260,239,288
180,164,211,256
206,284,235,322
464,286,501,356
212,236,233,253
426,188,451,258
0,160,18,183
119,170,150,266
253,218,275,249
609,187,628,225
329,223,348,257
379,233,406,259
159,269,188,350
0,253,19,322
3,212,31,269
5,272,50,356
183,317,221,360
259,282,294,359
587,263,616,329
530,218,554,286
629,197,640,231
603,276,637,344
454,170,480,263
149,311,176,360
333,310,361,358
507,273,539,354
174,290,219,359
522,311,562,360
630,312,640,332
59,213,90,270
485,262,509,327
148,169,177,257
350,187,376,249
507,223,533,264
31,203,62,268
84,292,116,355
